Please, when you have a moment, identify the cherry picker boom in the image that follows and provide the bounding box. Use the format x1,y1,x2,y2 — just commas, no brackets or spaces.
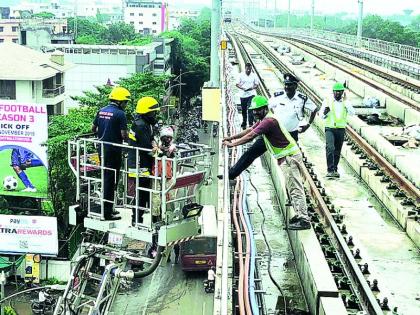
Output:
54,135,214,315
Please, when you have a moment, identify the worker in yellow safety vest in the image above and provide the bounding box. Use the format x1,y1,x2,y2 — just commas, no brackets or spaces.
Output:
319,83,355,178
223,95,311,230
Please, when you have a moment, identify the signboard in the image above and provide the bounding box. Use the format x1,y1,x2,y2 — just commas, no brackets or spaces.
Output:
25,254,41,284
202,87,221,122
0,102,48,198
0,214,58,256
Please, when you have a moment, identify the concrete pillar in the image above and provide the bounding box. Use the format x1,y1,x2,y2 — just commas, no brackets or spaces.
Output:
287,0,291,30
210,0,221,87
357,0,364,46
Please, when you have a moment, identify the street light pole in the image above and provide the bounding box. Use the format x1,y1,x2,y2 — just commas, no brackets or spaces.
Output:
0,271,5,315
210,0,221,87
311,0,315,32
357,0,364,46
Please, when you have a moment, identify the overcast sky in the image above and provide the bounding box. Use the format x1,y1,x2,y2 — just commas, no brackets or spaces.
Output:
169,0,420,16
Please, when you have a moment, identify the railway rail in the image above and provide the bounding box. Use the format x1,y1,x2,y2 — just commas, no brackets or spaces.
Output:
236,31,420,207
249,26,420,90
246,25,420,112
229,31,400,314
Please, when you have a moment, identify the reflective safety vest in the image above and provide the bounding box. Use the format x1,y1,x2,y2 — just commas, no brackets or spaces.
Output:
262,112,299,160
325,100,348,129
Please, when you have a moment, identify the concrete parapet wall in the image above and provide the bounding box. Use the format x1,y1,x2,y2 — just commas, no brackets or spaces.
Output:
263,153,347,315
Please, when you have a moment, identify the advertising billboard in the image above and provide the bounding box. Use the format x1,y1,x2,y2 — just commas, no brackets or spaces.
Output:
0,214,58,256
0,102,48,198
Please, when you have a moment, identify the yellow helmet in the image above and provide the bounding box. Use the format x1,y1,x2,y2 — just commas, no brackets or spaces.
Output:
136,96,160,114
109,86,131,101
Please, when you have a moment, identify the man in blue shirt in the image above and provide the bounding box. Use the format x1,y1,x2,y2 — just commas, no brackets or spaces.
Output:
92,86,130,220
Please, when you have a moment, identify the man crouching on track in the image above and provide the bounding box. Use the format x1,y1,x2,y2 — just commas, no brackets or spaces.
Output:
222,95,310,230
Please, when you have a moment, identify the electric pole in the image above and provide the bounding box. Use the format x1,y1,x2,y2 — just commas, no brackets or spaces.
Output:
357,0,364,46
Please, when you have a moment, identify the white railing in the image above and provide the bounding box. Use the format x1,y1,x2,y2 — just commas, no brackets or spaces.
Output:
258,26,420,65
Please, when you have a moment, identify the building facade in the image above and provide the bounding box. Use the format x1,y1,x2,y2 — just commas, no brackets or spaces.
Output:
124,0,167,35
45,38,173,111
0,42,72,115
168,9,199,30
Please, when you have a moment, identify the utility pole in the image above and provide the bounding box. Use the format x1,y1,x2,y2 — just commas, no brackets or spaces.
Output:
265,0,268,28
0,271,5,315
357,0,364,46
210,0,221,87
311,0,315,32
274,0,277,28
287,0,291,30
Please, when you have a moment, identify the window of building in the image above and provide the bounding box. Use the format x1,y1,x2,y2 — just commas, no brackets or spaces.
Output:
139,13,143,16
12,38,18,43
139,21,143,24
152,13,157,17
152,30,157,33
0,80,16,100
130,13,134,16
12,26,18,32
0,27,4,32
152,22,157,25
130,21,134,25
0,39,4,43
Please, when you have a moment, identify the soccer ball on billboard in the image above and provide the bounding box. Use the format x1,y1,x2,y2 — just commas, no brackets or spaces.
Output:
3,176,18,191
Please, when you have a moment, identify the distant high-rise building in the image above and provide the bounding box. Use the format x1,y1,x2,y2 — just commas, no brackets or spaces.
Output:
123,0,167,35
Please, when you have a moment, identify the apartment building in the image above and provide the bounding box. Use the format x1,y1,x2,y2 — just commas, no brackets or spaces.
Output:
124,0,167,35
168,9,199,30
0,42,72,116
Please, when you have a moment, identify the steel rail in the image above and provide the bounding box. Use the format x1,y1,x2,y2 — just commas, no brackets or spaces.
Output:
239,32,420,204
250,26,420,96
281,37,420,111
233,31,385,314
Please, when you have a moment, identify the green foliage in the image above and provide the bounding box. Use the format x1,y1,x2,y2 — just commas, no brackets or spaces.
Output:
274,13,420,47
42,276,65,285
4,306,17,315
67,17,150,46
32,11,55,19
161,8,211,101
338,15,420,47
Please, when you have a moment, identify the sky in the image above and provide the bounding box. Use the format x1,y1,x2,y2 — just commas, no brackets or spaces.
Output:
169,0,420,16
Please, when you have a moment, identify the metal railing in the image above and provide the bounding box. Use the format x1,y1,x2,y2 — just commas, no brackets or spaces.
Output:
258,26,420,65
42,85,65,98
68,136,213,232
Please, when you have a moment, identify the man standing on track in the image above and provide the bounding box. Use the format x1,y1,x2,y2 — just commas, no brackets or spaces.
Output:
228,73,317,180
320,83,355,178
236,62,259,129
223,95,311,230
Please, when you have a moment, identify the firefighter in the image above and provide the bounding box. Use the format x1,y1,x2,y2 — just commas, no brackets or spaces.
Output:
127,96,160,225
92,86,130,221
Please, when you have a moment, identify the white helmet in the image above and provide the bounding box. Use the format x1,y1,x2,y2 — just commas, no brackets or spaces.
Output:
160,126,174,138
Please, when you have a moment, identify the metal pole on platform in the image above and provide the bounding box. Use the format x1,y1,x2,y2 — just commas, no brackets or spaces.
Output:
274,0,277,28
287,0,291,30
357,0,364,46
210,0,221,87
0,271,5,315
310,0,315,31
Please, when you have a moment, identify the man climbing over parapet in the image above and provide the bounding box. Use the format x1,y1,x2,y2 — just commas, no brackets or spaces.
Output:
222,95,310,230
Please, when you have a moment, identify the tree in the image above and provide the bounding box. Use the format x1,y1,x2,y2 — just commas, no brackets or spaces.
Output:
32,11,55,19
161,8,211,102
67,17,151,46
